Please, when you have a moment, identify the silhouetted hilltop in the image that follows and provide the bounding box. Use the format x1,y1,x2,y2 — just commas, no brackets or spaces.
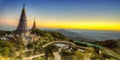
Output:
31,29,68,40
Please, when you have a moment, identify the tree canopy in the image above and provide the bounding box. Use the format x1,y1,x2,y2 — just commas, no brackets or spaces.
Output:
0,40,16,57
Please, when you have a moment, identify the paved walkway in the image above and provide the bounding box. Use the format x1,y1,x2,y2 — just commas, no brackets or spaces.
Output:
23,54,44,60
42,41,86,49
54,52,61,60
23,52,61,60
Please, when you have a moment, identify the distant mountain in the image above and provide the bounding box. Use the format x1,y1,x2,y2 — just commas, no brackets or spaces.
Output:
41,28,120,42
68,29,120,41
55,29,96,42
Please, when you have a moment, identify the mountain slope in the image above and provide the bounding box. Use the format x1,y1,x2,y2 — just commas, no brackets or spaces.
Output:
55,29,95,42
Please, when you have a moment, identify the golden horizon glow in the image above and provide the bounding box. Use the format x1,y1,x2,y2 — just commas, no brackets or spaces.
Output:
0,15,120,31
37,21,120,31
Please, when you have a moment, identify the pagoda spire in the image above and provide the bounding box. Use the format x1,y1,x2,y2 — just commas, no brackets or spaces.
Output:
16,4,28,36
32,18,37,30
23,3,25,8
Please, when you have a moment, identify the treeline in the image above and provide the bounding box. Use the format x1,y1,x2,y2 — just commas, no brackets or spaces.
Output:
31,29,68,40
0,30,12,36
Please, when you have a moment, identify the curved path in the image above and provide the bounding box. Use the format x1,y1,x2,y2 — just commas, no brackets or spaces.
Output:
23,52,61,60
42,41,86,49
23,54,44,60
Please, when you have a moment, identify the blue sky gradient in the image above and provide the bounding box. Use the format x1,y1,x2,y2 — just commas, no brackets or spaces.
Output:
0,0,120,30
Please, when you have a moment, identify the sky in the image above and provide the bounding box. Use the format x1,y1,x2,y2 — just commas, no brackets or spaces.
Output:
0,0,120,31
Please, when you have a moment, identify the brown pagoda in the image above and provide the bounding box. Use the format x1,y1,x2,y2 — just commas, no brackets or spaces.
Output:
31,19,37,30
16,4,28,36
